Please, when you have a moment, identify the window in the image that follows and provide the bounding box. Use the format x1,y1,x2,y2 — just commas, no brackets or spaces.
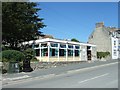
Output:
91,35,93,38
68,50,73,56
114,41,116,45
60,44,66,48
41,48,48,56
34,44,39,48
50,48,58,56
114,50,117,56
51,43,58,47
68,45,73,49
41,43,47,47
35,49,40,56
75,50,79,56
59,49,66,56
75,46,80,49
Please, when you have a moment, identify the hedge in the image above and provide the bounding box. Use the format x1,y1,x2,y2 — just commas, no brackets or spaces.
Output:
97,52,110,59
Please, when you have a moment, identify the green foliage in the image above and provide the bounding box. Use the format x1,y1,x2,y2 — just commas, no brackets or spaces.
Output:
23,48,35,60
2,2,46,50
2,50,25,62
31,57,38,62
23,48,39,62
2,45,12,51
23,48,34,58
97,52,110,59
71,38,79,42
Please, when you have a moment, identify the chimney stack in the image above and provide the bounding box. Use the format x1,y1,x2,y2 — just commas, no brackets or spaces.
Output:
96,22,104,28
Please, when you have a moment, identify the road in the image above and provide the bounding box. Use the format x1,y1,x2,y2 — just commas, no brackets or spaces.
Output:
3,60,118,88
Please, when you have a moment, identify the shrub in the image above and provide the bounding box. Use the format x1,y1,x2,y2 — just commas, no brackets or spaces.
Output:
2,50,25,62
2,45,12,51
97,52,110,59
31,57,39,62
23,48,35,60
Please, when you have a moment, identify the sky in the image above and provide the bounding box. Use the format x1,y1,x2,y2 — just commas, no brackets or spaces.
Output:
37,2,118,42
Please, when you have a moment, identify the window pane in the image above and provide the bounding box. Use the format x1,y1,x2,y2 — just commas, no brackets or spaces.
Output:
34,44,39,48
41,48,48,56
68,50,73,56
75,46,80,49
35,49,40,56
51,43,58,47
50,48,58,56
60,44,66,48
68,45,73,48
75,50,79,56
41,43,47,47
59,49,66,56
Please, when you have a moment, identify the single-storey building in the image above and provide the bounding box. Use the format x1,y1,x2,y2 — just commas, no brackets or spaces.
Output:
23,38,97,62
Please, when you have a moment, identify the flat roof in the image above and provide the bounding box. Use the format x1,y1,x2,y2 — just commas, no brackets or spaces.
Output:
22,38,96,47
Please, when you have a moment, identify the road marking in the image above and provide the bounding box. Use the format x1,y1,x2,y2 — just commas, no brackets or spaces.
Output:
67,62,118,74
78,73,109,84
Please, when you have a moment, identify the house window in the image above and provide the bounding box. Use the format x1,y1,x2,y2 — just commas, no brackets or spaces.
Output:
68,50,73,56
35,49,40,56
75,46,80,49
41,48,48,56
51,43,58,47
91,35,93,38
34,44,39,48
50,48,58,56
59,49,66,56
114,41,116,45
75,50,79,56
114,50,117,56
60,44,66,48
68,45,73,49
41,43,47,47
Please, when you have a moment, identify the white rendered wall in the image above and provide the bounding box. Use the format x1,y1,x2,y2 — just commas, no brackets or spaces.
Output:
111,37,119,59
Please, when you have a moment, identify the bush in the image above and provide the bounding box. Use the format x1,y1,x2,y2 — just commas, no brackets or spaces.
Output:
97,52,110,59
2,69,7,74
1,50,25,62
2,45,12,51
23,48,39,62
31,57,39,62
23,48,35,60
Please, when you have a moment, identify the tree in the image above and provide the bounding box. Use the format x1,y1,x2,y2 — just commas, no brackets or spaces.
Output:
2,2,46,50
71,38,79,42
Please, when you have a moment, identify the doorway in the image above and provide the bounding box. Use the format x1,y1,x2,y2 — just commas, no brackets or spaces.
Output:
87,46,91,60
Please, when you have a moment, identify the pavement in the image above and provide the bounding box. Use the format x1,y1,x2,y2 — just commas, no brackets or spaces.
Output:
1,59,118,86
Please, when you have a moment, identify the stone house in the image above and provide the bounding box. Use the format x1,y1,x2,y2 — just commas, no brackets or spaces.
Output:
88,22,119,59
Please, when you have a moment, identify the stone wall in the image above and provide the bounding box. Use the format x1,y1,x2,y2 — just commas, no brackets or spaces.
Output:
36,56,82,62
88,27,112,54
30,61,87,70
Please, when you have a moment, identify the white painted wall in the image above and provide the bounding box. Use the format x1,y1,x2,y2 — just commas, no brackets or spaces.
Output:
111,37,119,59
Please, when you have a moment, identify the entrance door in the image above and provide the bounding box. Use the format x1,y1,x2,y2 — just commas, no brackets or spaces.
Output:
87,46,91,60
87,50,91,60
